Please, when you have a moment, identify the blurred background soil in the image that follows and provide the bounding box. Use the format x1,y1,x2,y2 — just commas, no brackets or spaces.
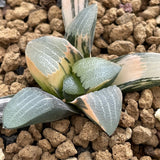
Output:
0,0,160,159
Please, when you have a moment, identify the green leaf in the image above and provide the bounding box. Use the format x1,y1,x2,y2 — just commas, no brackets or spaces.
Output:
112,52,160,92
72,57,121,92
3,87,79,129
65,4,97,57
25,36,83,98
62,0,88,29
71,85,122,136
63,74,85,101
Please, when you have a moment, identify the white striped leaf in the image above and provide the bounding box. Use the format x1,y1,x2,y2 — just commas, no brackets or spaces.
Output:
3,87,79,129
72,57,121,92
65,4,97,57
26,36,83,98
62,0,88,29
112,52,160,92
71,85,122,136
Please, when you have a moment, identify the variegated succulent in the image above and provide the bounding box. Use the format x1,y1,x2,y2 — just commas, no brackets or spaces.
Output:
2,0,160,136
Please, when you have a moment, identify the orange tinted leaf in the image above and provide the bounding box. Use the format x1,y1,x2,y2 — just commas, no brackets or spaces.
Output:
71,86,122,136
26,36,82,98
112,52,160,92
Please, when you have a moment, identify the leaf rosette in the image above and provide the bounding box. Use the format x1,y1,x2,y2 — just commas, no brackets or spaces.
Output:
4,1,160,136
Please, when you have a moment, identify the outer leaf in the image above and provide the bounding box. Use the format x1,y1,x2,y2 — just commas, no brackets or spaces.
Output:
63,74,85,101
3,87,79,129
71,85,122,136
72,57,121,92
0,0,5,7
26,36,83,98
62,0,88,29
0,95,13,123
112,52,160,92
65,4,97,57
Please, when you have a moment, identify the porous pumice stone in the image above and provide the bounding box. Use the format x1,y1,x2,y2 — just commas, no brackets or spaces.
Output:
1,0,160,159
0,148,5,160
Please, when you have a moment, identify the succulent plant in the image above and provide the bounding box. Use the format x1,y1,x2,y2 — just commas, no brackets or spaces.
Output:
2,0,160,136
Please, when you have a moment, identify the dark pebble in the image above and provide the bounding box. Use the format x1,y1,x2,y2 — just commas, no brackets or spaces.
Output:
57,0,61,8
15,66,26,75
1,134,17,146
76,142,94,155
100,48,108,54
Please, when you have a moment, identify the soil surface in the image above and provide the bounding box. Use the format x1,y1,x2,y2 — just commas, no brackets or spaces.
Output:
0,0,160,159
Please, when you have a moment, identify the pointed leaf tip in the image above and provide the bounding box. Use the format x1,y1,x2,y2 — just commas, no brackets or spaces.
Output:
71,85,122,136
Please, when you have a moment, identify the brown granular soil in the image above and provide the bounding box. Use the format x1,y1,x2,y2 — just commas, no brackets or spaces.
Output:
0,0,160,159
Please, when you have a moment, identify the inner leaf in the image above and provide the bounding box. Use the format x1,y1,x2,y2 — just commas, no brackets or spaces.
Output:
72,57,121,92
63,74,85,101
62,0,88,29
65,4,97,57
26,36,83,98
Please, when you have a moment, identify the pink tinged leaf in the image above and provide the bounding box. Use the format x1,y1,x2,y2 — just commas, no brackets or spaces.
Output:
71,86,122,136
112,52,160,92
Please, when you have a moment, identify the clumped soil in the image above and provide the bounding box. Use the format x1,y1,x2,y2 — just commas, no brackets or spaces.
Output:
0,0,160,159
